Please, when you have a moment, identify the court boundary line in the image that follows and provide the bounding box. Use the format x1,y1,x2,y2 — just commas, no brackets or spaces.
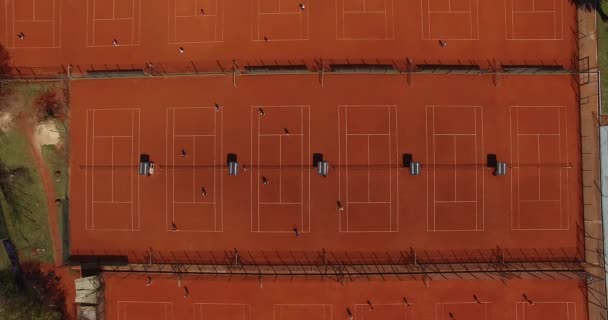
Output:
336,0,395,40
6,0,62,49
165,106,223,233
250,105,310,233
86,0,142,47
117,301,174,320
85,108,141,232
168,0,224,44
504,0,563,40
194,303,252,320
354,303,412,320
251,0,309,42
509,105,569,231
435,301,491,320
421,0,480,40
338,105,399,233
515,301,575,320
426,105,485,232
273,304,332,320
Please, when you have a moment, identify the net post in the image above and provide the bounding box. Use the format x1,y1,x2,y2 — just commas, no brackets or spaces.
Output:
319,59,325,87
406,58,414,86
232,60,239,87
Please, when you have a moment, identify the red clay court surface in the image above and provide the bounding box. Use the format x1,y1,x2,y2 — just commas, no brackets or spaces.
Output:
0,0,577,68
68,73,582,259
103,276,587,320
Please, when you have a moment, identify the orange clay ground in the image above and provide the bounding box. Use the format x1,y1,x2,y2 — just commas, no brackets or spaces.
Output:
102,276,587,320
0,1,586,318
68,73,581,262
0,0,577,68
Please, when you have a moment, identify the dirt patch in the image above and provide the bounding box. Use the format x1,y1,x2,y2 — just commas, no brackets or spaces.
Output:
17,115,61,267
0,112,13,132
34,120,60,148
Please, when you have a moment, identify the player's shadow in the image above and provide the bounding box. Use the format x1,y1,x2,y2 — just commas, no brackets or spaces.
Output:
571,0,608,21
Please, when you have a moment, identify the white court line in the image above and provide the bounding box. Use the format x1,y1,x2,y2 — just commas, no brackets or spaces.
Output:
131,110,134,229
474,106,477,228
219,107,224,231
510,107,513,229
425,106,429,231
172,109,176,228
258,12,302,15
93,17,133,21
510,106,567,230
254,105,309,232
337,105,342,231
168,107,220,232
14,19,54,22
165,108,169,232
117,301,174,320
259,202,302,205
516,301,575,320
453,136,457,201
429,106,483,232
92,110,96,229
336,0,393,40
260,133,304,137
9,0,61,48
367,135,370,201
85,110,89,230
340,105,397,232
87,108,139,231
345,107,349,231
347,133,390,136
213,108,217,229
250,108,253,232
273,304,332,320
349,201,391,204
175,14,218,18
516,108,520,228
427,10,473,13
257,110,260,231
512,10,556,13
195,303,251,320
433,133,476,136
432,107,436,230
436,302,490,320
537,134,541,201
94,135,133,138
355,303,410,320
342,10,386,14
422,0,478,40
563,106,569,230
192,136,195,201
505,0,563,40
170,0,223,43
251,0,307,42
93,201,132,204
86,0,141,47
173,201,216,204
111,136,114,202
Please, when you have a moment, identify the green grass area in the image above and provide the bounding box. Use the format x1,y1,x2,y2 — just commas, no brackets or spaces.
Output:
0,81,66,268
598,3,608,114
0,130,53,265
40,133,69,263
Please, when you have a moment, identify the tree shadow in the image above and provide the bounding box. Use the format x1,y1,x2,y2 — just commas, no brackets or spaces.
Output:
571,0,608,21
21,262,67,319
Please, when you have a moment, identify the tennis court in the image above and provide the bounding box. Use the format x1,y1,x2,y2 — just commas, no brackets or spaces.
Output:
0,0,577,70
103,276,586,320
68,72,581,259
